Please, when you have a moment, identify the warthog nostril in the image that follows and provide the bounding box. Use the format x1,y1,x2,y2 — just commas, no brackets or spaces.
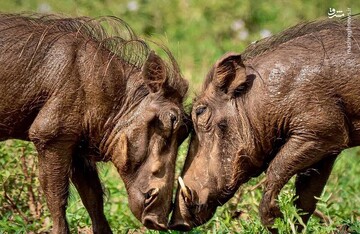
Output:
144,188,159,207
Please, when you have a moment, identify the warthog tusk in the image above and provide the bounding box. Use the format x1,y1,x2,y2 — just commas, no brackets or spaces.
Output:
178,177,191,200
151,188,159,196
178,176,186,190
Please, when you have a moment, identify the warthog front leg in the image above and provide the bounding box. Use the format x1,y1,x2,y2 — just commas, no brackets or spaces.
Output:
71,155,112,234
260,137,342,232
35,138,75,234
294,154,337,230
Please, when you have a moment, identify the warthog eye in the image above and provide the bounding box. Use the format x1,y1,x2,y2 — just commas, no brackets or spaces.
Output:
195,105,207,116
169,112,178,126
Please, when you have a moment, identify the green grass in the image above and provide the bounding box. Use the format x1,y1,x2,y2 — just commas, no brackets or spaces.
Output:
1,0,360,233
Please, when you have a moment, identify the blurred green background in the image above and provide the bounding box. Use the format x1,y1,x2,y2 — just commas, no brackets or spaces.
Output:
0,0,360,233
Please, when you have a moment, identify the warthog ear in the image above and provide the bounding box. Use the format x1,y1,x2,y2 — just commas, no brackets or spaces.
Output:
214,52,254,97
142,50,167,93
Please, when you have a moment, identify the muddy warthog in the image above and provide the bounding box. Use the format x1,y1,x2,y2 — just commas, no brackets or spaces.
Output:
0,13,190,233
170,18,360,231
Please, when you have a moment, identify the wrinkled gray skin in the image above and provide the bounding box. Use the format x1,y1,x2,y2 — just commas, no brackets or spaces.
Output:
0,14,189,233
170,18,360,232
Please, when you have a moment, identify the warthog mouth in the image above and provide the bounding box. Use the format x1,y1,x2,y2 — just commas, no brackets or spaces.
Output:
142,215,168,231
144,188,159,207
178,177,210,211
141,188,169,231
169,177,213,231
178,177,195,206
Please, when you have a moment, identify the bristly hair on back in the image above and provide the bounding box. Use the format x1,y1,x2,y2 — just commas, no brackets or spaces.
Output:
0,13,186,97
242,15,360,60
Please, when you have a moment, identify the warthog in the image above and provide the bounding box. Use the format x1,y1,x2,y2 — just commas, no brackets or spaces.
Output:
170,17,360,231
0,14,190,233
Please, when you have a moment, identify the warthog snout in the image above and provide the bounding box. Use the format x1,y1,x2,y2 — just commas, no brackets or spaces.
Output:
143,216,167,231
169,177,217,231
141,187,169,230
168,178,193,231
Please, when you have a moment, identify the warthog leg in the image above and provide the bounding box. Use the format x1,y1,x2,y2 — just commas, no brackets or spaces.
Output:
28,97,83,233
294,154,337,231
259,135,344,232
35,138,75,234
71,154,112,234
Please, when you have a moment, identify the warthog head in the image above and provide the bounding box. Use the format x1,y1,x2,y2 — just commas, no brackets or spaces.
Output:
170,53,259,230
104,51,190,230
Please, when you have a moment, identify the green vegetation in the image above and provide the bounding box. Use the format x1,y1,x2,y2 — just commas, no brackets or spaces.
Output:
1,0,360,233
